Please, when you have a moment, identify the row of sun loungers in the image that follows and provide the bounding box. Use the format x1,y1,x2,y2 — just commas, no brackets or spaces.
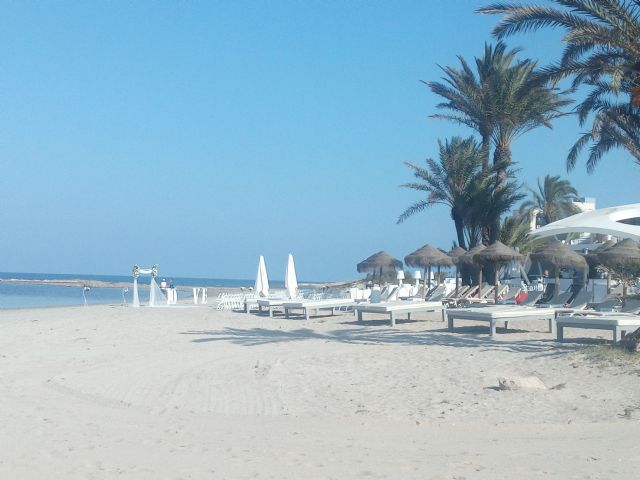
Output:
238,283,640,344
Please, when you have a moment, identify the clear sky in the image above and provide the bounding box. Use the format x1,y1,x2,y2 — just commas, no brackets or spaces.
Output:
0,1,638,282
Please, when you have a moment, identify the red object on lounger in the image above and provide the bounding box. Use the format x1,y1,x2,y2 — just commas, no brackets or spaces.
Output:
515,291,528,304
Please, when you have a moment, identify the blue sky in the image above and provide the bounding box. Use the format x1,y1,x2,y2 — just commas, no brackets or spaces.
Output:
0,1,637,281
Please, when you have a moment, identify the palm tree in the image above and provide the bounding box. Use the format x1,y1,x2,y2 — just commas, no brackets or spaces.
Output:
398,136,524,250
499,215,544,255
466,164,526,246
569,102,640,171
427,43,571,241
520,174,581,226
425,44,520,169
478,1,640,171
397,136,484,249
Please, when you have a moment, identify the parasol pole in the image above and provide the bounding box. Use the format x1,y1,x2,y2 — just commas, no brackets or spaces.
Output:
455,265,459,296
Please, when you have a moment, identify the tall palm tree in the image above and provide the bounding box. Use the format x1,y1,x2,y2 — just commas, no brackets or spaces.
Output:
478,1,640,171
425,44,521,169
397,136,484,250
520,174,581,226
427,43,571,241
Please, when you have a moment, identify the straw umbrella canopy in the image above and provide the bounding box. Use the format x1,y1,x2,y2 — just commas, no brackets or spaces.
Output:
447,246,466,294
357,251,403,283
457,244,487,287
529,241,588,297
405,244,453,289
596,239,640,297
474,241,524,303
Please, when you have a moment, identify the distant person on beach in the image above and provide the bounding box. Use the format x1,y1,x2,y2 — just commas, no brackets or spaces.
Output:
169,279,174,289
160,278,167,294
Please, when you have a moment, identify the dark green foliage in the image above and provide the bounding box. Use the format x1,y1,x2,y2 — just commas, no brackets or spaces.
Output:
479,0,640,171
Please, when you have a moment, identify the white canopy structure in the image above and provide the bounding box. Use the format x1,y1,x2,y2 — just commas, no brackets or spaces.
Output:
285,253,298,299
131,264,166,307
255,256,270,297
531,203,640,241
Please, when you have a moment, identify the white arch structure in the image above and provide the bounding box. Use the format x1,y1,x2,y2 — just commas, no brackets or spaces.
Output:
132,264,165,307
531,203,640,241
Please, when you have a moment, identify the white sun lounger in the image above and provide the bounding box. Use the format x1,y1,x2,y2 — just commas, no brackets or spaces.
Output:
555,314,640,343
255,298,286,317
352,300,445,327
282,298,355,320
446,306,555,337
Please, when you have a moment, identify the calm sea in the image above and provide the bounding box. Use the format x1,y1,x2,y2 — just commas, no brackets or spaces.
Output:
0,272,285,309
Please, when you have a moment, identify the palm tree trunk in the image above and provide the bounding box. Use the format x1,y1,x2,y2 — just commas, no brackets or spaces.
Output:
453,214,467,250
481,133,491,171
490,142,512,242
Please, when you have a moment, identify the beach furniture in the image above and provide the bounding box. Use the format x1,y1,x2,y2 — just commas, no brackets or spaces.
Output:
349,288,371,301
517,289,543,306
564,286,591,309
396,284,414,299
242,295,261,313
381,285,398,302
443,284,479,307
255,298,286,317
370,286,382,303
555,296,640,318
446,306,555,337
496,285,522,304
536,285,575,308
217,293,252,310
352,300,445,327
446,283,496,308
555,313,640,343
282,298,355,320
425,284,447,301
460,284,509,306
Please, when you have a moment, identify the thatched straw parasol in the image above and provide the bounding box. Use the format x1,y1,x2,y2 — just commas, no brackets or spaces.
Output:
447,246,466,294
458,244,487,287
474,241,524,303
405,244,453,289
357,251,403,283
530,241,588,297
596,239,640,297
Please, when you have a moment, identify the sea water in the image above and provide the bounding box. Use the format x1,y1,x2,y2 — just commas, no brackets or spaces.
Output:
0,272,285,309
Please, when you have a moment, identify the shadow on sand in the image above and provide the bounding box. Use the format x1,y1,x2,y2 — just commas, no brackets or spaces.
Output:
180,321,581,357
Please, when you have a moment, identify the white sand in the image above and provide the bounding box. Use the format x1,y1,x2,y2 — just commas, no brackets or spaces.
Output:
1,304,639,479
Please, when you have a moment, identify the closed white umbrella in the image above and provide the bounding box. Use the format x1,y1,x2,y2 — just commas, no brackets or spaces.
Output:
285,253,298,299
255,256,270,297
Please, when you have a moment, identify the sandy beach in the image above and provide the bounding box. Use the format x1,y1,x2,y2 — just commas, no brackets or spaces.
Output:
1,304,639,479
